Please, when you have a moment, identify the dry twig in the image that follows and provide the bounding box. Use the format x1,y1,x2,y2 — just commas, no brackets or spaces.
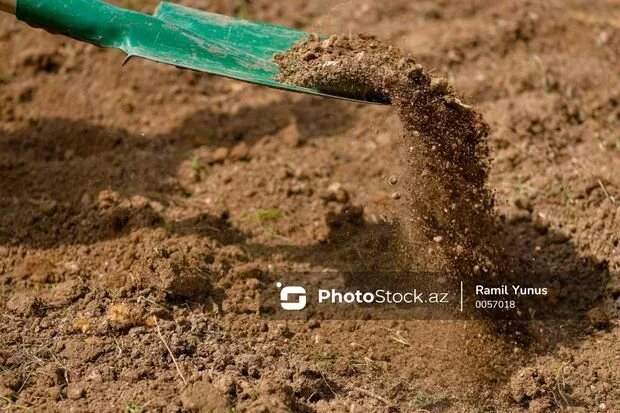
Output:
349,386,395,408
154,317,188,386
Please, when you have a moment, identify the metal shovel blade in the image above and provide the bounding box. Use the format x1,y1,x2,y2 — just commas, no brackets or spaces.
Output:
150,2,386,104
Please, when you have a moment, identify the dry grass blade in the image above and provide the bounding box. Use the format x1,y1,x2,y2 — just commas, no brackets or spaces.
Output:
598,179,616,205
154,317,188,386
0,396,32,412
349,386,395,408
383,328,411,347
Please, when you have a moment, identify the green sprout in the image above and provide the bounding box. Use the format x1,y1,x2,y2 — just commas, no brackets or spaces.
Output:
254,208,282,223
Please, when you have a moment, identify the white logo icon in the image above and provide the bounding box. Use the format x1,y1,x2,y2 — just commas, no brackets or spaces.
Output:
277,282,307,311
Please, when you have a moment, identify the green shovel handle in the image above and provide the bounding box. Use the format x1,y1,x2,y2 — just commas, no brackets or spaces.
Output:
16,0,145,49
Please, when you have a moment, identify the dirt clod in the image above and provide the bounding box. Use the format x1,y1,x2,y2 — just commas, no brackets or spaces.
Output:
66,384,86,400
133,247,213,299
230,142,251,161
6,293,41,316
322,183,350,204
181,379,228,412
211,147,230,163
586,307,610,329
509,366,554,405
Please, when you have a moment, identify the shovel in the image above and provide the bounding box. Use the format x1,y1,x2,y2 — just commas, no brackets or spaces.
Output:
0,0,385,104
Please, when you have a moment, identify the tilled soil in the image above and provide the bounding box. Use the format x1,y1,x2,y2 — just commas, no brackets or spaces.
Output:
1,0,619,412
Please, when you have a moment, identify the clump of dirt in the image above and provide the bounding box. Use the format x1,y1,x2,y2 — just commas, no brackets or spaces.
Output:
276,34,497,276
507,366,557,412
130,240,214,300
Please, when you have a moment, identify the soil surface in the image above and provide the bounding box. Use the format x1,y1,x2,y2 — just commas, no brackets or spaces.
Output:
1,0,619,412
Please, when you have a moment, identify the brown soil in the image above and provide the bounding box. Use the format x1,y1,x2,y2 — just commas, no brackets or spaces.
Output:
1,0,619,412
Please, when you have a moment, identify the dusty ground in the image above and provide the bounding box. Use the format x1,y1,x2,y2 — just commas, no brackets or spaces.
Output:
1,0,619,412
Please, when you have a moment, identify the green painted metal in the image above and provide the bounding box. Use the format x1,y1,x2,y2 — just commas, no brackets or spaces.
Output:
15,0,386,104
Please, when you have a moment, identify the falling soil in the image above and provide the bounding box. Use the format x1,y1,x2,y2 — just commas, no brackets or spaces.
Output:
276,35,498,277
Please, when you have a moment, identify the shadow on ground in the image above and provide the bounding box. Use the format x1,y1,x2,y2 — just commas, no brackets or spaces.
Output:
0,96,357,248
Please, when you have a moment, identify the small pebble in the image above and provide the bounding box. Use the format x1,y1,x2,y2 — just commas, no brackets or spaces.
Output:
67,384,86,400
307,320,320,329
515,198,533,211
587,307,610,329
7,294,41,317
322,183,350,204
229,142,250,161
391,192,401,200
388,175,398,185
211,147,229,163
